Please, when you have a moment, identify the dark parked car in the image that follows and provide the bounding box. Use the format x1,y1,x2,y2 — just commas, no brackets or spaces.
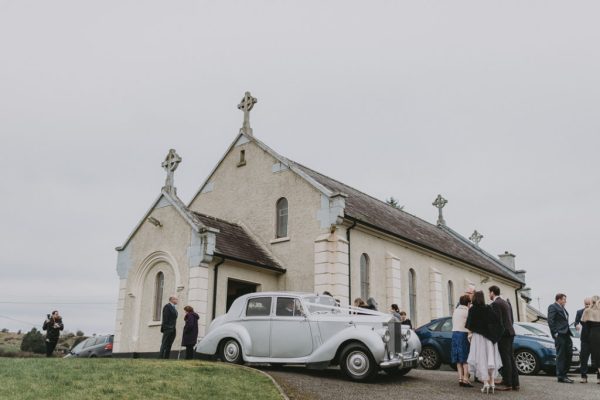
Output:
64,335,114,358
415,317,579,375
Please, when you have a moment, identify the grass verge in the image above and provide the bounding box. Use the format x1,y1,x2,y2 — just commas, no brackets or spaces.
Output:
0,358,282,400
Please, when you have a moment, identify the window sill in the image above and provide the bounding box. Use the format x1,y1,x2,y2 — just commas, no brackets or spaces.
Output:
147,321,161,327
270,237,290,244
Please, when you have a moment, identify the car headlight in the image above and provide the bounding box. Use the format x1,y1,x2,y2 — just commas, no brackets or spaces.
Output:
402,329,412,341
383,330,391,343
542,342,555,349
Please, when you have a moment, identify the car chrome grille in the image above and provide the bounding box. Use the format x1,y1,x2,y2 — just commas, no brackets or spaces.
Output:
388,320,404,354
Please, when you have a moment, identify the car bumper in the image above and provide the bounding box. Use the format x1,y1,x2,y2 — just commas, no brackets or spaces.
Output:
380,351,422,369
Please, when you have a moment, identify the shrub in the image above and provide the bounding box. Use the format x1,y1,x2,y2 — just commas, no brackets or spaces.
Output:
20,328,46,354
76,330,85,337
1,328,8,333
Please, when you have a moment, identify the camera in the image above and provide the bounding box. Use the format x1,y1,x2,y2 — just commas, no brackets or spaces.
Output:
47,314,51,320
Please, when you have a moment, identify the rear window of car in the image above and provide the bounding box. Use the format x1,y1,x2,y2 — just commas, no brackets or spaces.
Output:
275,297,304,317
438,319,452,332
246,297,272,317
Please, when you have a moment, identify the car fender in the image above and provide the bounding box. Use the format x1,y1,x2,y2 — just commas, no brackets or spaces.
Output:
196,323,252,359
514,340,547,361
307,325,386,364
420,337,444,357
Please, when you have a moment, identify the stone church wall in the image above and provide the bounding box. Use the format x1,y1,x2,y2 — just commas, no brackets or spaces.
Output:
189,139,327,294
115,203,193,353
347,226,523,327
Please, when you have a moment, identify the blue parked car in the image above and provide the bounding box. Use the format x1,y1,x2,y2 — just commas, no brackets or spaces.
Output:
415,317,577,375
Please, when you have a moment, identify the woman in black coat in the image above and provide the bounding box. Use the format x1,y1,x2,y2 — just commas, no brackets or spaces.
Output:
181,306,199,360
465,291,504,393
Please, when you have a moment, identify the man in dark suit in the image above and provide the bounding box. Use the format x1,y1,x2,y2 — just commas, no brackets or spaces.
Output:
489,286,519,391
575,298,593,383
160,295,179,359
548,293,574,383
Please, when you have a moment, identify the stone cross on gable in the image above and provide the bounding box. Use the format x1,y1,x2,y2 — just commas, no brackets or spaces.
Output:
469,230,484,245
432,194,448,226
238,91,257,136
161,149,181,194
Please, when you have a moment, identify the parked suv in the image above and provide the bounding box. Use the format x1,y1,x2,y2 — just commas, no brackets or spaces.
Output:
64,335,114,358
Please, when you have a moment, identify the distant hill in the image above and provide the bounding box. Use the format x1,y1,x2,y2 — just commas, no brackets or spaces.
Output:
0,331,88,357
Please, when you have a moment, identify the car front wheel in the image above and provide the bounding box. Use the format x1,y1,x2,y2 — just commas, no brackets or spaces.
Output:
219,338,243,364
420,347,442,370
515,349,540,375
339,343,378,381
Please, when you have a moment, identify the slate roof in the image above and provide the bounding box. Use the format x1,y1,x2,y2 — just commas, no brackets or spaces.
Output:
192,212,284,272
293,163,524,284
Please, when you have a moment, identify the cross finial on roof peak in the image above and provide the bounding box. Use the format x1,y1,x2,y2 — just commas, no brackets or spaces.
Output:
238,91,257,136
432,194,448,226
162,149,181,194
469,230,483,245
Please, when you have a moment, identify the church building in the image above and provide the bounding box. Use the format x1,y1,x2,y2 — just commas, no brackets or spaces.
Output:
113,92,529,355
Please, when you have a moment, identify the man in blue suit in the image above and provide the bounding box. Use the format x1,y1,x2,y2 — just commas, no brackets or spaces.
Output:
548,293,573,383
160,296,179,359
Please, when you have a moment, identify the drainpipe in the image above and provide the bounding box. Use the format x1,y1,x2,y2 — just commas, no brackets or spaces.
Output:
211,257,226,320
514,283,524,322
346,221,357,306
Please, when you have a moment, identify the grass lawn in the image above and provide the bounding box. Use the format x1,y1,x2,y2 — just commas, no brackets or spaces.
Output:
0,358,282,400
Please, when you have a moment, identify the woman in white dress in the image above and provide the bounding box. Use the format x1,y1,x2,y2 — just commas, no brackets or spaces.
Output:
465,291,503,394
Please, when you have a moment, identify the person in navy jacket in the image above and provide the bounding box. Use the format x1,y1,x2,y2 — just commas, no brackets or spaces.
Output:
160,296,179,359
548,293,573,383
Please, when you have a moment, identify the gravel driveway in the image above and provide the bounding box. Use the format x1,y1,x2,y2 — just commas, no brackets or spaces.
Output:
259,366,600,400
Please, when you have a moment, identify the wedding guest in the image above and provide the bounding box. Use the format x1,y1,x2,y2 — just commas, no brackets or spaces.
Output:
390,304,401,321
366,297,378,311
399,311,412,329
452,295,472,387
160,296,179,359
576,298,593,383
548,293,574,383
465,291,503,394
582,295,600,384
181,305,199,360
489,285,519,391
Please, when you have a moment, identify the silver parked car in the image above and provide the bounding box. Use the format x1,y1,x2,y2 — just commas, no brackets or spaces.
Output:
197,292,421,381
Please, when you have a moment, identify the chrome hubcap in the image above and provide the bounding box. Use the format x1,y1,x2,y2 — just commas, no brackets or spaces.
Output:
421,348,438,369
224,340,239,362
516,351,536,374
346,351,370,377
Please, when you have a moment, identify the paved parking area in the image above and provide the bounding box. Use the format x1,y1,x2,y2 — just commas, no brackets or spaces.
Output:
259,366,600,400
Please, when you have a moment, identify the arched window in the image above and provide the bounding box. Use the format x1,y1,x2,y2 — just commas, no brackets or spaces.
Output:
276,198,288,238
153,272,164,321
408,269,417,323
360,253,370,300
447,280,454,313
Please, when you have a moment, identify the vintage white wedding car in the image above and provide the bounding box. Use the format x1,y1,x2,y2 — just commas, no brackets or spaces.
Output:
197,292,421,381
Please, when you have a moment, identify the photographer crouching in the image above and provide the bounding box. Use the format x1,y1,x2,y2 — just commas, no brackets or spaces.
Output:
42,311,64,357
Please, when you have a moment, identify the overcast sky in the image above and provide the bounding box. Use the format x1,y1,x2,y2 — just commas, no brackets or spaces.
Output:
1,1,599,335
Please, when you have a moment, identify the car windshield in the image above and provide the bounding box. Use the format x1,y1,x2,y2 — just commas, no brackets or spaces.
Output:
304,295,340,314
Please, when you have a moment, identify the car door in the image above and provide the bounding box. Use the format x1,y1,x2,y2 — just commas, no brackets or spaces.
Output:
240,296,272,357
270,297,312,358
77,339,94,357
434,318,453,363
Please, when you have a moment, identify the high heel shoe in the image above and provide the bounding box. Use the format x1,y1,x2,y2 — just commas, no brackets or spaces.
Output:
481,383,490,394
490,384,495,394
